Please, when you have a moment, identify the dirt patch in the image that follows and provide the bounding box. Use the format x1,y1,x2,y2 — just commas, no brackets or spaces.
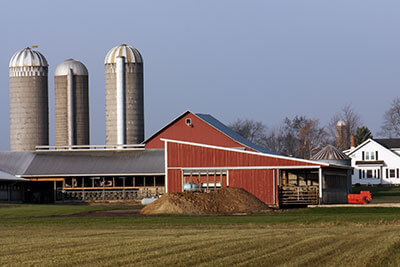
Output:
141,187,271,215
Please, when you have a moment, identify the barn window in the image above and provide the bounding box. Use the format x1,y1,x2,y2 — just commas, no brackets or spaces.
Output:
185,118,192,126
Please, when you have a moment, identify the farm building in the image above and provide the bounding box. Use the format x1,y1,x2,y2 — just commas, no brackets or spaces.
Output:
3,45,352,206
0,111,351,205
344,138,400,185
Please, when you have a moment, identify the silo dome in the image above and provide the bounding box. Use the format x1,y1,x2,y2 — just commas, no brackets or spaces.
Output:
311,145,351,166
9,47,48,68
55,59,88,76
337,120,347,127
104,44,143,64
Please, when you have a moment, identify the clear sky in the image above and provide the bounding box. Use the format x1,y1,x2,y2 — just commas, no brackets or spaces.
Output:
0,0,399,150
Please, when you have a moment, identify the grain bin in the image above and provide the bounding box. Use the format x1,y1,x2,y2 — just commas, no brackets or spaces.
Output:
54,59,89,146
104,44,144,145
9,47,49,151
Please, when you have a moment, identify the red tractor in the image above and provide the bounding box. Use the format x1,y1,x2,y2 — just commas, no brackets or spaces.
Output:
348,191,372,204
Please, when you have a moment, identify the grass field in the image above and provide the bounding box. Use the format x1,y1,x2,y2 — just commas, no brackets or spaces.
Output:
2,204,400,266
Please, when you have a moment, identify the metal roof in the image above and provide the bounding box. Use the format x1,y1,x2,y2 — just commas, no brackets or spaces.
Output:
195,113,276,155
0,170,28,182
9,47,48,68
374,139,400,149
104,44,143,64
0,149,164,177
54,59,88,76
312,145,350,161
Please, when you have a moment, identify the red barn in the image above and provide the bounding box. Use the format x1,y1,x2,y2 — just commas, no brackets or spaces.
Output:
163,139,352,205
144,111,271,153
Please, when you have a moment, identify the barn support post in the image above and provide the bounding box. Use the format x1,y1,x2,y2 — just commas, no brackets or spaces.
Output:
318,167,323,204
273,169,276,205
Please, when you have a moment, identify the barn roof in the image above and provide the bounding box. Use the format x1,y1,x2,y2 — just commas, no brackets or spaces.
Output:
0,149,164,177
143,110,275,154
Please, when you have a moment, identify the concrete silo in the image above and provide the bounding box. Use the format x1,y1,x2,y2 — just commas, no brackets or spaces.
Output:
336,120,350,151
104,44,144,145
54,59,89,146
9,47,49,151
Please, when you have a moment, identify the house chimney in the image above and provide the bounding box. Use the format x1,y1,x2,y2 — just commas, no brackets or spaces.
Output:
350,135,355,148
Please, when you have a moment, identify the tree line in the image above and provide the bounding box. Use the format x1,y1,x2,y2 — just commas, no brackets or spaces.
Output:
228,98,400,159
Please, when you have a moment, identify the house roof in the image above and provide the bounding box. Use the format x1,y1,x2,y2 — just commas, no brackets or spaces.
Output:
143,110,275,154
374,139,400,149
0,149,165,177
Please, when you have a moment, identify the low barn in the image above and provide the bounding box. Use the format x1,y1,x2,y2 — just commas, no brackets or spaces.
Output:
163,139,352,205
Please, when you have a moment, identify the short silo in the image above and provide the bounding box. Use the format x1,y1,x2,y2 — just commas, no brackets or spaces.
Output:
104,44,144,145
9,47,49,151
336,120,350,151
54,59,89,146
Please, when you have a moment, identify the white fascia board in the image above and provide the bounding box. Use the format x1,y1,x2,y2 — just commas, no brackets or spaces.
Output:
161,138,329,167
345,139,373,156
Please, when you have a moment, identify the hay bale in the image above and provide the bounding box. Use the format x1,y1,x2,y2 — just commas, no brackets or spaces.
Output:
140,187,270,215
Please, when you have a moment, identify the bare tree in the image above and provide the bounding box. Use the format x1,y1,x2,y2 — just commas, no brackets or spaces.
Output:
228,119,267,145
379,97,400,138
327,104,361,142
278,116,327,159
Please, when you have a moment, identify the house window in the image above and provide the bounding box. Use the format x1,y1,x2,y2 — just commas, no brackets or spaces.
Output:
370,152,375,160
367,170,373,178
390,169,396,178
365,152,369,160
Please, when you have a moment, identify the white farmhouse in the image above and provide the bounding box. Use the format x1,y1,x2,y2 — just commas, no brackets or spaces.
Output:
344,139,400,185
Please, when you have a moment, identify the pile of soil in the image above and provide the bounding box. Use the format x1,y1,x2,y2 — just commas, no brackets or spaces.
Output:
140,187,270,215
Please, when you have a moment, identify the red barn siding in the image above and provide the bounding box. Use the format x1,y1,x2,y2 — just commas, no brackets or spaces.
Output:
145,112,257,151
229,170,275,204
166,141,323,204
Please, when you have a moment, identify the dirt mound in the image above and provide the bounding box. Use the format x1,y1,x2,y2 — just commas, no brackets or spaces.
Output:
140,187,270,215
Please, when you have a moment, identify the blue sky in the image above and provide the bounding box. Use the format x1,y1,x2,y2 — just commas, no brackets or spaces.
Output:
1,0,399,150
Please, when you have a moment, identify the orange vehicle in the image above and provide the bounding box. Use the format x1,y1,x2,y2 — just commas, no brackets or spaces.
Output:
348,191,372,204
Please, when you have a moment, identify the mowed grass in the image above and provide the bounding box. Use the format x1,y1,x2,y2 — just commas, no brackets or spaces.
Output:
3,205,400,266
0,204,131,218
352,186,400,203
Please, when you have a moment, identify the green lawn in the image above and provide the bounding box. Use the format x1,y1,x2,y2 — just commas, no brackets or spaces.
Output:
352,185,400,203
2,204,400,266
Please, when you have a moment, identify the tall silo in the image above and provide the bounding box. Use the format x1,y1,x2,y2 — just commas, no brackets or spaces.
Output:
9,47,49,151
54,59,90,146
104,44,144,145
336,120,350,151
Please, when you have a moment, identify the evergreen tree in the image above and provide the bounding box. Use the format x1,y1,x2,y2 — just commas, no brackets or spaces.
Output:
354,126,373,146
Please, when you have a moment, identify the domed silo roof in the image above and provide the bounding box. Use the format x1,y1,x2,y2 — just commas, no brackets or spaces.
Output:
336,120,347,127
55,59,88,76
104,44,143,64
311,145,351,166
9,47,48,68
